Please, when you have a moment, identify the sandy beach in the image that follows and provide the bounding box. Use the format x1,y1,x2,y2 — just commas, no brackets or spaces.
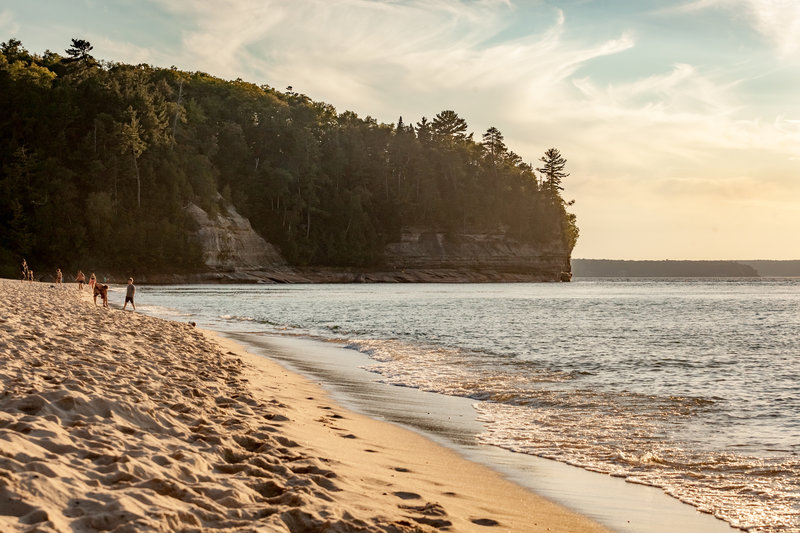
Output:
0,278,611,532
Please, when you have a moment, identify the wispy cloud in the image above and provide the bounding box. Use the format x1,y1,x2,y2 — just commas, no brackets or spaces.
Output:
676,0,800,56
148,1,633,115
0,9,20,38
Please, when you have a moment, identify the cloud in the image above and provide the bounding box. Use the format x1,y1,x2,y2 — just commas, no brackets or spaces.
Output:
0,9,20,37
146,1,633,115
676,0,800,56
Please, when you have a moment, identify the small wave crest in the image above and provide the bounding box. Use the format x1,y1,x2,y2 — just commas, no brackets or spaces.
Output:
138,304,192,318
219,314,256,322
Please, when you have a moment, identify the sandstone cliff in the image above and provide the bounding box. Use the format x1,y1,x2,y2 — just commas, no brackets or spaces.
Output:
185,201,286,279
382,228,572,282
174,209,571,283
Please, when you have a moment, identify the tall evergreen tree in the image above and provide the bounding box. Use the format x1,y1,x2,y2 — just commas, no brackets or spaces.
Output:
481,126,506,164
415,117,432,144
536,147,569,192
65,38,93,64
431,110,468,140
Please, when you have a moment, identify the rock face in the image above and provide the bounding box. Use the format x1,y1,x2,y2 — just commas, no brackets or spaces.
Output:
186,202,286,272
383,229,572,282
177,209,571,283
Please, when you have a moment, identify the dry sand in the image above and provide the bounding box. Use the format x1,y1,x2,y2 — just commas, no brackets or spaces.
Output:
0,278,611,532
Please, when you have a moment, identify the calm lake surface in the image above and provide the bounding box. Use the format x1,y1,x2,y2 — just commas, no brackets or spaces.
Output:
139,279,800,533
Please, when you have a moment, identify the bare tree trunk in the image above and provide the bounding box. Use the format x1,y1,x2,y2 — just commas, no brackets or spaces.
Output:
172,79,183,143
132,148,141,208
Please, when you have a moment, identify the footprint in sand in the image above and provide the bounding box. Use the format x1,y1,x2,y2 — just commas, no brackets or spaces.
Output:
471,518,500,527
399,502,446,516
412,516,453,529
392,491,421,500
399,502,452,529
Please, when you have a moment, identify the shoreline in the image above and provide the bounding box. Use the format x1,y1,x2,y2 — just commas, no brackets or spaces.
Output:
0,278,608,532
130,267,570,285
224,333,739,533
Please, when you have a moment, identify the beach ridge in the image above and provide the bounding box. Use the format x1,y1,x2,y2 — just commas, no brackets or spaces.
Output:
0,279,609,532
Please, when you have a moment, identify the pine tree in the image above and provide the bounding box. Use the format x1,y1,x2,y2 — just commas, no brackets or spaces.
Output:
65,38,94,64
536,147,569,192
481,127,506,164
431,110,468,140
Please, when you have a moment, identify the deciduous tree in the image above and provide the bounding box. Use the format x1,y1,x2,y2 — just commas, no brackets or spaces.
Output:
119,107,147,208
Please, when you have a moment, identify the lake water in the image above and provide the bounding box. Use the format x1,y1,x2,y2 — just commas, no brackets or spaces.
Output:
137,279,800,532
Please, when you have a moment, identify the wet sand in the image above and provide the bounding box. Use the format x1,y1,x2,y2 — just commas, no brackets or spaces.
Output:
226,334,738,533
0,278,610,532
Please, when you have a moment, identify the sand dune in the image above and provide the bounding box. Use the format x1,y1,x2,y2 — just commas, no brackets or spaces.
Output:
0,279,609,532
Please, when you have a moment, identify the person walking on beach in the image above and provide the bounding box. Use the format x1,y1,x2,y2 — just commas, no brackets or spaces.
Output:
76,270,85,290
56,268,63,286
89,273,96,290
20,258,28,282
123,277,136,311
27,269,34,282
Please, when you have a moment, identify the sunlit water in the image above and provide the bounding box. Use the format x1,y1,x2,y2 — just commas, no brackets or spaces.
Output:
138,279,800,532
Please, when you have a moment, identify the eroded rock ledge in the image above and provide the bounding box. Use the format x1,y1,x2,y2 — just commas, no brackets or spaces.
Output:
172,205,571,284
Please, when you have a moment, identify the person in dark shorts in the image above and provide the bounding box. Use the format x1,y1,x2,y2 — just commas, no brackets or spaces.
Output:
76,270,86,290
123,277,136,311
20,258,28,281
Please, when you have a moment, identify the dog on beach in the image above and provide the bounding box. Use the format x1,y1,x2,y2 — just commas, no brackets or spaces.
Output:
93,283,109,307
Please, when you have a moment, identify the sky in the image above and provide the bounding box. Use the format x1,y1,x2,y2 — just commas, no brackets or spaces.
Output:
2,0,800,260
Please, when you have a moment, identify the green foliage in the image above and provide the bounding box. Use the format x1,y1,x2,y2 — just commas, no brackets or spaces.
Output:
431,110,468,142
0,38,579,275
65,38,93,64
537,147,569,192
481,127,506,163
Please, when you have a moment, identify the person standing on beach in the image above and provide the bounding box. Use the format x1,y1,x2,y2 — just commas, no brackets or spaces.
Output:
20,258,27,282
76,270,85,290
56,268,63,286
123,277,136,311
89,273,96,290
27,269,34,282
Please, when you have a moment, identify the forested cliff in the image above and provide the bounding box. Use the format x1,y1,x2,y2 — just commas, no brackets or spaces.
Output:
0,38,578,281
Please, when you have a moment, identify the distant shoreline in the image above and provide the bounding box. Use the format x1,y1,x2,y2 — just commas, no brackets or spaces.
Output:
572,259,800,278
20,260,800,285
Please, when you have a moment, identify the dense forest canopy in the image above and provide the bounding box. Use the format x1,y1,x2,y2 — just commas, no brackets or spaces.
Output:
0,38,578,278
